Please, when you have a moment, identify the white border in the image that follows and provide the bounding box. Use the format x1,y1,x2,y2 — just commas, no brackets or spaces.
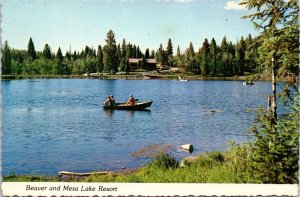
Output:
1,182,298,196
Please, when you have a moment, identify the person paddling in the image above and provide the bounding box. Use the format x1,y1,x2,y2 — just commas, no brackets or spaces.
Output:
104,95,112,106
127,94,135,106
110,95,115,106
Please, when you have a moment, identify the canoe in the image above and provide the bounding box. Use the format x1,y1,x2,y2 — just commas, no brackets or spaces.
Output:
243,81,254,86
103,101,153,110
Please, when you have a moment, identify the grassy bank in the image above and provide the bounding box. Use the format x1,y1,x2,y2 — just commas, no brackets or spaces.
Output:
3,144,257,183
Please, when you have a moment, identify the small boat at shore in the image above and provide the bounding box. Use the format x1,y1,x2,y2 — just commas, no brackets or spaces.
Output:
103,101,153,110
179,76,189,81
243,81,255,86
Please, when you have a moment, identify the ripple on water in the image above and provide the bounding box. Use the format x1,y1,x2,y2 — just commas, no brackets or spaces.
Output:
2,79,277,175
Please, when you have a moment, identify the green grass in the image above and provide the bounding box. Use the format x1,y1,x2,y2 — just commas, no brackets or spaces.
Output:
3,148,256,183
3,174,58,182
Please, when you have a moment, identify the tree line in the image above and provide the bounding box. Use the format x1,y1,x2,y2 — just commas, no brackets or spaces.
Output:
2,27,297,79
2,30,264,77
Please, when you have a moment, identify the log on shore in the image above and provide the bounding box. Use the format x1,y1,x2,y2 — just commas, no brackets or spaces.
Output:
58,170,110,177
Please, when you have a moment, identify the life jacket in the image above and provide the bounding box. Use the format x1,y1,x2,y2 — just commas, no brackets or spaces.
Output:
129,97,135,106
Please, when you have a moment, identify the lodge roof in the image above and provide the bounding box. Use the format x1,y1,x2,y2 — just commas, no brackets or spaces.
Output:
128,58,157,64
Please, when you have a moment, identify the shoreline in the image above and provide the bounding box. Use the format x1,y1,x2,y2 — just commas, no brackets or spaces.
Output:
2,148,253,183
1,73,274,81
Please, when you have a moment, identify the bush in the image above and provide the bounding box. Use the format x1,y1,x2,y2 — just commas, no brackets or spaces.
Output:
207,151,225,162
149,153,178,169
225,141,254,182
250,108,299,183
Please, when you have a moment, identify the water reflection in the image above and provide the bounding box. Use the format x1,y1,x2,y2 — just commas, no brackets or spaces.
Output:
103,108,151,118
126,109,151,117
103,109,115,117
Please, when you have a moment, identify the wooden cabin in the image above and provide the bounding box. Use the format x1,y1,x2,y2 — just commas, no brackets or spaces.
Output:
128,58,157,71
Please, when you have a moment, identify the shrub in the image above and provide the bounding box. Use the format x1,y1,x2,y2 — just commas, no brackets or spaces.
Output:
149,153,179,169
250,107,299,183
207,151,225,162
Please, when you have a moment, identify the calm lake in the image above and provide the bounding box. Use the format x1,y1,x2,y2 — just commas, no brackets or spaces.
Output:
3,79,275,175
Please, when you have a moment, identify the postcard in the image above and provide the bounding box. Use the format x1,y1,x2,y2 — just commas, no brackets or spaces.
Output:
1,0,298,196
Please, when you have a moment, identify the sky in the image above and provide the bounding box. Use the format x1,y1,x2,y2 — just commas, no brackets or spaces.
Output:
2,0,258,54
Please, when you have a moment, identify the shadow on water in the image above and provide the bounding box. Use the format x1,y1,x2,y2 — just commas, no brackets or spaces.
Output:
103,108,151,118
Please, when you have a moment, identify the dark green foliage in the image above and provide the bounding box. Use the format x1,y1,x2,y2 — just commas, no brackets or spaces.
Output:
249,103,299,183
150,50,155,59
166,38,173,58
27,37,37,60
241,0,299,78
103,30,118,73
96,45,104,72
2,40,12,74
209,38,218,75
241,0,299,184
145,48,150,59
3,26,294,78
166,38,173,66
207,151,225,163
176,45,180,57
185,42,197,73
56,47,63,62
121,39,127,59
156,43,168,66
132,45,137,58
200,38,210,75
42,44,52,59
150,153,178,169
236,37,246,75
136,46,142,58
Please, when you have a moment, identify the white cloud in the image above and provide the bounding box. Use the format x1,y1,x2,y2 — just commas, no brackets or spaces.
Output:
224,1,246,10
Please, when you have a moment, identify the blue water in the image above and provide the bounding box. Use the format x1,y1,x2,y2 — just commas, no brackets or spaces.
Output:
2,79,276,175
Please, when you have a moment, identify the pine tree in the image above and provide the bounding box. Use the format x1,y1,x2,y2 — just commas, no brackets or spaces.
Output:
2,40,12,74
132,45,137,58
56,47,64,62
220,36,229,75
242,0,299,183
103,30,118,73
150,50,155,59
166,38,173,66
156,44,168,66
200,38,210,76
185,42,196,72
42,43,52,59
116,43,121,67
27,37,37,60
96,45,104,72
121,39,127,59
145,48,150,59
236,36,246,75
176,45,181,57
136,46,142,58
210,38,218,75
244,33,258,72
167,38,173,57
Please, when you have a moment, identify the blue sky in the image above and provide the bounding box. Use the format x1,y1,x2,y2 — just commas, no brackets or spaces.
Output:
2,0,257,53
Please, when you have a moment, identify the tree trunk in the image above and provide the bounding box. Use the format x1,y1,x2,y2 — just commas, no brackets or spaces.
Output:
271,55,277,123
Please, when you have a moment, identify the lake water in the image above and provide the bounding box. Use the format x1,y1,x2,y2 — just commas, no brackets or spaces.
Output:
2,79,275,175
